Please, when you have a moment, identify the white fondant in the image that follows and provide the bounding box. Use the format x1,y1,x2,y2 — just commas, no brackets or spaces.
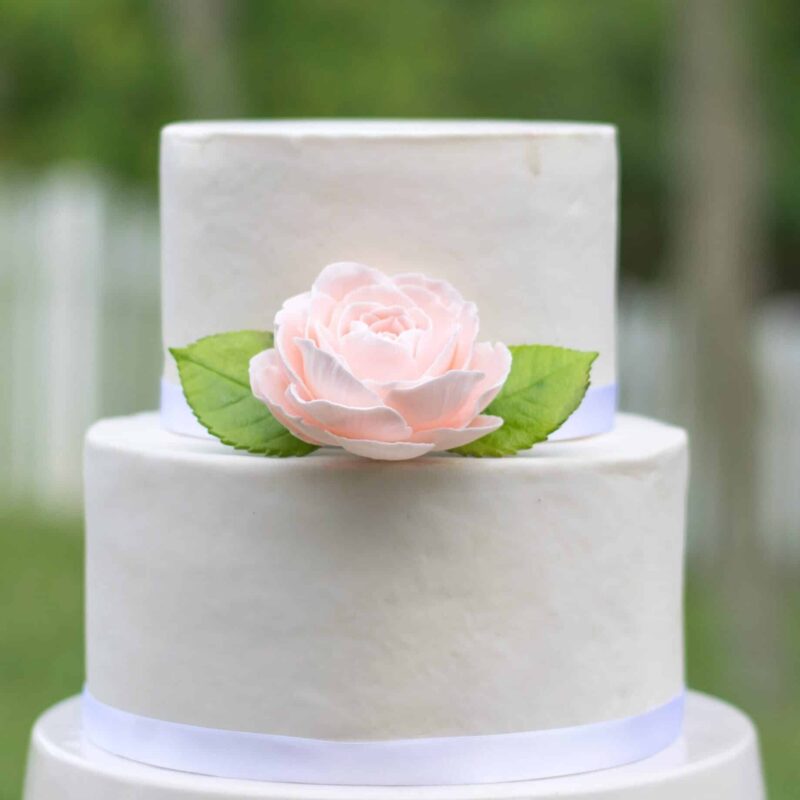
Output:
24,693,766,799
85,412,687,741
160,121,618,388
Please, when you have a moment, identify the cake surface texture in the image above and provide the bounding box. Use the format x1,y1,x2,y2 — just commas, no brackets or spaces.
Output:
160,121,618,388
85,412,687,741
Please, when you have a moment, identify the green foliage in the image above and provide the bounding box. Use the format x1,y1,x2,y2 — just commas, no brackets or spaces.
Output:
454,345,597,457
1,0,797,286
170,331,317,457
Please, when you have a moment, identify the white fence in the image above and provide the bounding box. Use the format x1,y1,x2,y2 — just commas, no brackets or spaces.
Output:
619,283,800,564
1,169,160,508
2,170,798,563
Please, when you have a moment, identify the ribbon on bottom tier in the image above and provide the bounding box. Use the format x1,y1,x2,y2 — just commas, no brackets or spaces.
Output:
82,689,684,786
159,379,618,443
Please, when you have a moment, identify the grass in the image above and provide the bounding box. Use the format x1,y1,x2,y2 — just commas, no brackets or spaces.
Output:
1,507,798,799
0,508,83,798
685,572,800,799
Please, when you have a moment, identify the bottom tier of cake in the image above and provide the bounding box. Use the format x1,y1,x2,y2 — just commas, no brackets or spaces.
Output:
24,693,764,800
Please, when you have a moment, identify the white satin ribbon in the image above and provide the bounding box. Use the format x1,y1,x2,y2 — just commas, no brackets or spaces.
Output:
547,382,617,441
159,379,617,443
82,689,683,786
160,379,211,439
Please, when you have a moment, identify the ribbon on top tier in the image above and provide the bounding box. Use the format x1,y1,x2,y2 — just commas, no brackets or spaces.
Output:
160,378,617,443
82,688,683,786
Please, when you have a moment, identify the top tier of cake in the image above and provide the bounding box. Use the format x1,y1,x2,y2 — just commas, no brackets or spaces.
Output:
160,120,618,387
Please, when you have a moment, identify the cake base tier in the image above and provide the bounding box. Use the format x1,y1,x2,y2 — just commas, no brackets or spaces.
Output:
24,693,764,800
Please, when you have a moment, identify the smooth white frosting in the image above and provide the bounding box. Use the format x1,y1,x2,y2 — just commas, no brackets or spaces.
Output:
85,412,687,741
160,120,618,387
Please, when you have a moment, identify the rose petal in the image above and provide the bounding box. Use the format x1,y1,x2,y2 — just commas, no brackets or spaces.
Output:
393,272,466,310
394,284,465,373
274,310,310,388
340,283,416,309
278,409,346,448
249,350,325,445
395,326,425,357
422,329,459,377
468,342,513,412
277,410,436,460
279,291,313,316
321,433,436,461
409,415,504,450
269,402,326,446
305,291,337,333
395,284,457,328
313,262,389,301
334,301,383,339
295,338,382,407
309,319,340,357
286,385,411,442
249,348,286,405
452,302,480,369
380,370,485,430
338,328,420,383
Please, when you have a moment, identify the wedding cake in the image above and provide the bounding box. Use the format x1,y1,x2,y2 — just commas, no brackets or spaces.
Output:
24,121,764,799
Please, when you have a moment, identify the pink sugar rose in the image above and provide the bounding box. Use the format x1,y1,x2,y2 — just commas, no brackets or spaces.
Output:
249,262,512,460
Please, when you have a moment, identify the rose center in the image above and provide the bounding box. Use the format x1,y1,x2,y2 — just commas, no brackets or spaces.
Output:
360,306,416,340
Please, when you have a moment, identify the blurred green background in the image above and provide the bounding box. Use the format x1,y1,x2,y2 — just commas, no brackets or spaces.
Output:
1,1,798,798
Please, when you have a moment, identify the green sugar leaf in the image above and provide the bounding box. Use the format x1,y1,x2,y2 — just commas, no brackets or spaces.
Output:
170,331,317,457
453,345,598,457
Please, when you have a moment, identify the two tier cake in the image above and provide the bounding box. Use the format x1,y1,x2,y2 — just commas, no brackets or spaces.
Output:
23,121,764,799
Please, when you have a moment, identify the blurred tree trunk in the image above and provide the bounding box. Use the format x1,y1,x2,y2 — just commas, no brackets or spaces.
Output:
670,0,783,701
158,0,243,117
